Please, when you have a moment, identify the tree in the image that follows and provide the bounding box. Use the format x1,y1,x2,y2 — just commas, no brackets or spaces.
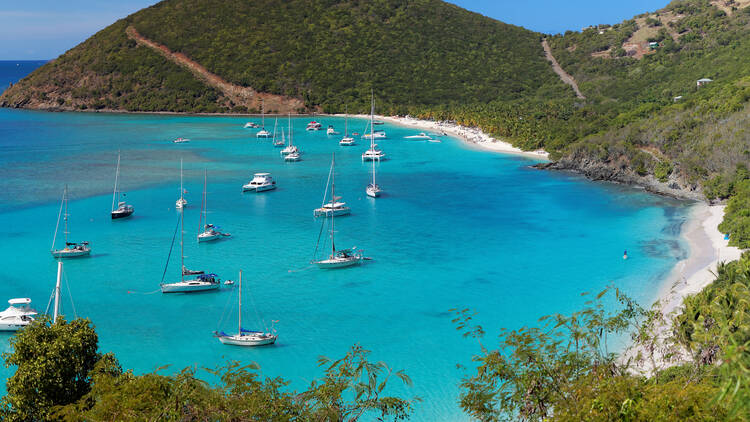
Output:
1,317,116,421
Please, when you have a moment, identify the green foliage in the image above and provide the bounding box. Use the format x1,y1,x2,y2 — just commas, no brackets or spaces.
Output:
719,180,750,248
43,340,416,421
1,317,115,422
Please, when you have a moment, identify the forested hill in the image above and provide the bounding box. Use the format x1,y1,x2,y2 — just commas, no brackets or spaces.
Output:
0,0,572,114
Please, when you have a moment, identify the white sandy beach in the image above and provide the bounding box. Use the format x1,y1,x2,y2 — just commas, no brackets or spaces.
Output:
341,114,550,159
340,113,741,323
660,203,743,316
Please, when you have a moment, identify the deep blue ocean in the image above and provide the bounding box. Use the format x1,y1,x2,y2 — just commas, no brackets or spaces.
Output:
0,61,690,420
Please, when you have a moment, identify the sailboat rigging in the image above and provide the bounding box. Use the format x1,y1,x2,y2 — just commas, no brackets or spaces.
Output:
111,150,134,219
51,185,91,258
214,270,277,346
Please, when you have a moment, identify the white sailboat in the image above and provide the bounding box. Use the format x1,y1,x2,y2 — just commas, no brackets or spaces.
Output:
176,158,187,209
161,208,220,293
362,91,386,161
313,155,350,217
312,155,364,269
214,270,277,346
366,158,382,198
257,100,271,138
111,151,134,219
281,114,300,156
51,186,91,258
197,170,231,242
339,105,355,146
273,128,286,147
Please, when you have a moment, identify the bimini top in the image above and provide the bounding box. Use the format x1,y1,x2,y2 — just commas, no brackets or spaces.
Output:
8,298,31,305
254,172,271,177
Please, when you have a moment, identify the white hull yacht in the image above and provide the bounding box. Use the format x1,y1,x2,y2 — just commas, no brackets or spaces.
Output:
0,298,37,331
111,151,134,219
243,173,276,192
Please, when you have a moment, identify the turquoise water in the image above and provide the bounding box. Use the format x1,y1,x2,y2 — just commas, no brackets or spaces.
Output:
0,107,690,419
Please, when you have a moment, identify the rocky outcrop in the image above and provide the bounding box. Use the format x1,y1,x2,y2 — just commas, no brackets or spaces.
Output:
535,154,705,201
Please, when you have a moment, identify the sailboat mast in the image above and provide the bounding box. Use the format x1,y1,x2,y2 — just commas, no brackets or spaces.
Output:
199,170,206,232
64,185,69,246
53,261,62,323
272,117,278,141
330,154,336,255
180,200,185,283
261,99,265,128
344,105,348,136
370,89,375,149
179,158,184,202
112,151,120,212
238,270,242,337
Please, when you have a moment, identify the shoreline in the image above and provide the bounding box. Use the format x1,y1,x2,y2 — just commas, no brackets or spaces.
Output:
341,114,550,160
658,203,742,317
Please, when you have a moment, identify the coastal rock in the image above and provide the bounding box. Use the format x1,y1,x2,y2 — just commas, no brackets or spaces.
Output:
535,155,705,201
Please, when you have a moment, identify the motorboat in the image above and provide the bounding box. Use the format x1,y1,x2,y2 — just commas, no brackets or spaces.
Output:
362,130,387,140
243,173,276,192
243,122,260,128
173,137,190,144
110,151,134,219
0,298,37,331
306,121,322,131
51,186,92,258
405,132,432,139
214,270,277,346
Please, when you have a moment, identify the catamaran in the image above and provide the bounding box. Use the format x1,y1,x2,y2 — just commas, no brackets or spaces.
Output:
312,155,364,269
162,209,221,293
366,158,382,198
243,173,276,192
326,125,338,135
340,105,355,146
176,158,187,209
257,100,271,138
111,151,134,219
197,170,231,242
362,91,387,161
214,270,277,346
314,154,350,217
51,186,91,258
306,121,322,131
0,298,36,331
281,114,300,156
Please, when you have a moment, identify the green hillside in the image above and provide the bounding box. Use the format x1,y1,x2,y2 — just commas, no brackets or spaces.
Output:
0,0,571,113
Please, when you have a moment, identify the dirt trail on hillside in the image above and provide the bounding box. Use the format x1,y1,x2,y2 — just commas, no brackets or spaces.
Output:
126,26,306,113
541,39,585,99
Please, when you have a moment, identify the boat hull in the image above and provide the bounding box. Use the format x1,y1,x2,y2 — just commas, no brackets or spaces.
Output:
366,187,381,198
0,323,31,331
198,233,222,242
242,184,276,192
51,248,91,258
111,209,134,219
313,208,351,217
161,282,220,293
218,334,277,346
315,257,362,269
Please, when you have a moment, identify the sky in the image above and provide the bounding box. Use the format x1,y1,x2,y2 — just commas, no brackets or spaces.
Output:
0,0,669,60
